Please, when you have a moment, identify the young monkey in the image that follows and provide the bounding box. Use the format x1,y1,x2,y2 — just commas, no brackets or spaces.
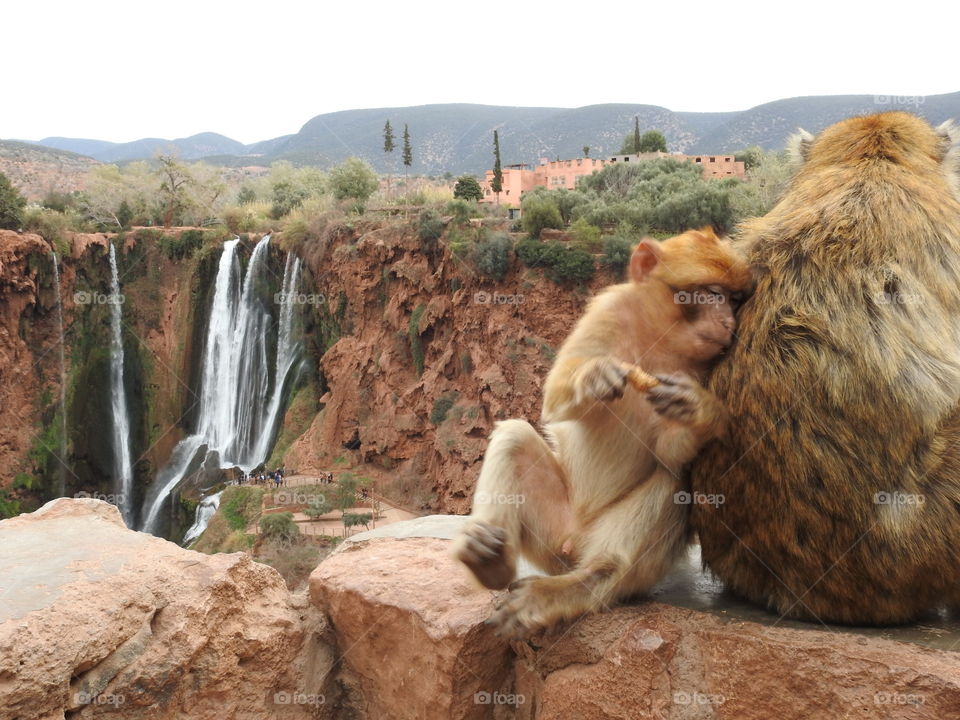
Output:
452,228,752,637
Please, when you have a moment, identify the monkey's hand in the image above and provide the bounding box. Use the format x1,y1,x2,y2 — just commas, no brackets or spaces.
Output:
574,356,630,405
648,373,725,430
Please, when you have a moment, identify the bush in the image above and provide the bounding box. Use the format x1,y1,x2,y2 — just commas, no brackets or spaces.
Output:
270,180,308,219
516,239,595,285
472,232,512,281
521,195,563,238
159,229,205,260
601,234,634,277
22,207,73,254
0,172,26,230
453,175,483,201
328,157,379,212
259,512,300,542
431,391,460,425
444,198,475,225
569,217,601,252
408,303,427,376
417,208,444,247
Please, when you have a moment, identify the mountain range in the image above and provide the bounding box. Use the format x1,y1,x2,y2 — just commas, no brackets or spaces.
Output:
12,92,960,176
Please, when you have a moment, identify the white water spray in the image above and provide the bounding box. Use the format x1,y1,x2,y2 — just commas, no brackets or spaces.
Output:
140,235,303,536
108,243,135,526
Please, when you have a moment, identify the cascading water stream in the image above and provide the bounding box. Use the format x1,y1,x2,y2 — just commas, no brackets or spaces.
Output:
183,490,223,545
50,252,67,497
140,235,303,536
108,243,135,526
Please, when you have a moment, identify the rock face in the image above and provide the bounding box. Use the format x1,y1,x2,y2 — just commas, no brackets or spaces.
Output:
311,515,960,720
0,499,333,720
283,220,603,513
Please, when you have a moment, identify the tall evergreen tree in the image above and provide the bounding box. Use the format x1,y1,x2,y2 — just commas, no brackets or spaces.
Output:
633,117,641,155
383,120,395,196
383,120,395,153
492,130,503,205
402,124,413,171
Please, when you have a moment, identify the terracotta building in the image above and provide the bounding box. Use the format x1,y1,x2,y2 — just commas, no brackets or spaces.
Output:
479,151,745,205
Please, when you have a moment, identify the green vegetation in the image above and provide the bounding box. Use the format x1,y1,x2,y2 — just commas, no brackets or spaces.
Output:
453,175,483,201
491,130,503,201
0,172,27,229
328,157,379,212
601,233,634,277
417,208,444,247
521,194,563,238
408,303,427,376
259,512,300,542
222,486,265,531
472,232,512,280
402,124,413,170
516,238,595,285
431,391,460,425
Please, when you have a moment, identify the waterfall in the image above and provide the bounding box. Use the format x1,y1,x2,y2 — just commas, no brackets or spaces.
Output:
183,490,223,545
140,235,303,536
108,243,134,526
50,252,67,497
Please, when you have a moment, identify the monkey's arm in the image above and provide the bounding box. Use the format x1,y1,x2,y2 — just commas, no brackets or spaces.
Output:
648,373,728,469
542,355,630,423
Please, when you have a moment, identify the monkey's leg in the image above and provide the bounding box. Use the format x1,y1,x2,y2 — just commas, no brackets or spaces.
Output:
452,419,577,590
488,470,688,637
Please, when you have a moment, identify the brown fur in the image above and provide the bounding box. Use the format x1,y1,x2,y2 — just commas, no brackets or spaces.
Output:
452,229,752,637
690,112,960,624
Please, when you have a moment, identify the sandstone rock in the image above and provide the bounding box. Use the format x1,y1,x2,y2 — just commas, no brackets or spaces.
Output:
0,498,333,720
310,521,512,720
310,515,960,720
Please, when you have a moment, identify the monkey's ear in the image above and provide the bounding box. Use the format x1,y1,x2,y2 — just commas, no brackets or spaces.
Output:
787,128,815,164
629,239,661,282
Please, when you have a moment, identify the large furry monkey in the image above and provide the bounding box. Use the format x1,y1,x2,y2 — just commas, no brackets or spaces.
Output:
691,112,960,625
453,228,752,637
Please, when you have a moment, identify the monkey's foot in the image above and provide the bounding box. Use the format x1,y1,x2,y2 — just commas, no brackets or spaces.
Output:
487,576,578,639
453,520,515,590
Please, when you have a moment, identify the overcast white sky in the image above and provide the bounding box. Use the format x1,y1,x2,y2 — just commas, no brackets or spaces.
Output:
5,0,958,145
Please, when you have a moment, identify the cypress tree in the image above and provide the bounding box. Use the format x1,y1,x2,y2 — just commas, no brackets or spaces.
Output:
492,130,503,204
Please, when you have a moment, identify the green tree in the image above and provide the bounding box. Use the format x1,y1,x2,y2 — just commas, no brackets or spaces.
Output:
491,130,503,204
472,232,512,281
237,185,257,205
521,195,563,238
328,157,379,212
116,199,133,229
453,175,483,201
0,173,27,229
402,124,413,172
304,494,333,520
634,117,641,154
638,130,667,153
270,180,308,218
582,146,590,158
383,119,395,154
735,146,764,171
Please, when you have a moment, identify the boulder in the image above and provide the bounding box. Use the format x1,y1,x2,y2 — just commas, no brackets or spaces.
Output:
310,515,960,720
0,498,333,720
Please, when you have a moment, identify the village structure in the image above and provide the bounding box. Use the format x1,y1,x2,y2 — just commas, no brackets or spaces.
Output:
479,151,746,204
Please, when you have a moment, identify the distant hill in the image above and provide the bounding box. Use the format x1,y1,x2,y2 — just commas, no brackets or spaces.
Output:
18,92,960,176
37,132,246,164
0,141,99,200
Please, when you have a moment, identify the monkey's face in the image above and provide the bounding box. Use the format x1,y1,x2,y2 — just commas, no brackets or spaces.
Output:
672,284,741,364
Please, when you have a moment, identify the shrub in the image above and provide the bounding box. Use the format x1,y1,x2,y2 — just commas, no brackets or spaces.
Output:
569,217,602,252
408,303,427,376
601,234,634,277
159,229,205,260
472,232,512,281
22,207,72,254
431,392,460,425
417,208,444,247
270,180,308,219
259,512,299,542
444,198,475,225
521,195,562,238
0,172,26,229
516,239,594,285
